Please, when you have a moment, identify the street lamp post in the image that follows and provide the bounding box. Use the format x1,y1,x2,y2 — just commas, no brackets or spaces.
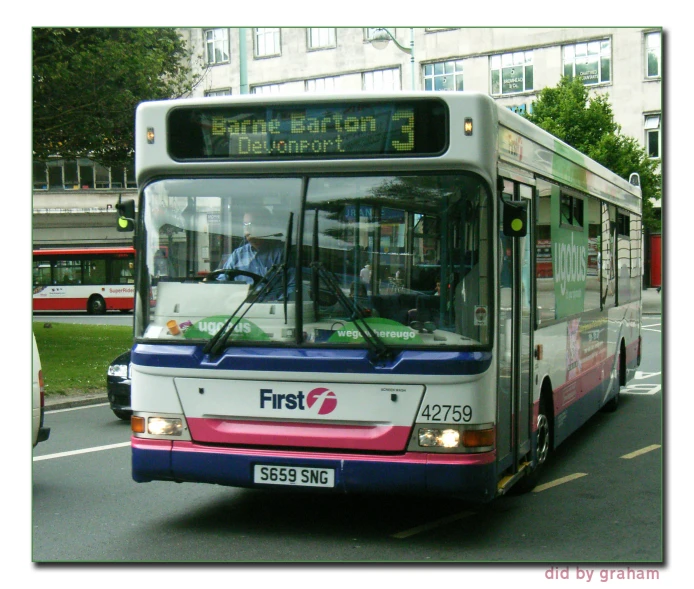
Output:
370,28,416,91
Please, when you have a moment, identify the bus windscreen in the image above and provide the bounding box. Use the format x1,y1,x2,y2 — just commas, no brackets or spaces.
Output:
167,99,448,160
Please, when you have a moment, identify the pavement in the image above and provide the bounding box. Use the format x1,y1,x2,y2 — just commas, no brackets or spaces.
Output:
44,288,662,411
45,390,110,411
642,287,663,316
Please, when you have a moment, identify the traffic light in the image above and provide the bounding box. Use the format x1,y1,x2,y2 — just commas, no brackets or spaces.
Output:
116,197,136,232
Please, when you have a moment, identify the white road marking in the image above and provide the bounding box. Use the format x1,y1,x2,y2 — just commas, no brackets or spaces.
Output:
622,383,661,395
33,441,130,462
46,402,110,413
635,371,662,380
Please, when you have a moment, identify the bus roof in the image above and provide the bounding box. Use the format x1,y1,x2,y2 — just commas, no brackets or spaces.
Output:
136,91,642,215
33,246,135,257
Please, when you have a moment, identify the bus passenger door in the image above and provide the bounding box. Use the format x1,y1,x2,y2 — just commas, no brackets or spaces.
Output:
497,179,534,478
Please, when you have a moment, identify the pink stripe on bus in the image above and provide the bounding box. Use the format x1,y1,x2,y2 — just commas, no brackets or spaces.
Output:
186,418,412,451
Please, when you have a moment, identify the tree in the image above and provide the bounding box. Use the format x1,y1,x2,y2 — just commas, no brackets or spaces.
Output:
524,76,661,232
33,28,203,168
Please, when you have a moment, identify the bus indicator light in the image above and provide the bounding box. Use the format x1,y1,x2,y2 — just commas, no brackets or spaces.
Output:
464,118,473,135
462,427,494,448
131,416,145,434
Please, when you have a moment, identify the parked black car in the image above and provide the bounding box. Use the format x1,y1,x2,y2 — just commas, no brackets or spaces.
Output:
107,350,132,421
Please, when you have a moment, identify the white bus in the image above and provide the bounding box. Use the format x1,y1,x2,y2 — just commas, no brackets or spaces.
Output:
124,92,641,501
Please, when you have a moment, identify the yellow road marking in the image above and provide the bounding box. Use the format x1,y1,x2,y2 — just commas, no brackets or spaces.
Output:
621,444,661,460
391,510,476,539
532,472,587,493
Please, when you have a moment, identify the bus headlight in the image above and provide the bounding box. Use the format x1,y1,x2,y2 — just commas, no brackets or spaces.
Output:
411,424,495,453
131,412,191,440
147,417,183,436
419,428,460,448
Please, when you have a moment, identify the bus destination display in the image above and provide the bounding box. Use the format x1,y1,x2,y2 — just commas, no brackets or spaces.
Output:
167,100,447,160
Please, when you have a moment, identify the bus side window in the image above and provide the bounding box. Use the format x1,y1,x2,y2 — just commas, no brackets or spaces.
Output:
33,261,52,286
83,259,106,285
55,260,82,285
110,258,134,284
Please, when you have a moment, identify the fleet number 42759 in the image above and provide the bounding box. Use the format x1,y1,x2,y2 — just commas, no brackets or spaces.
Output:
419,404,473,423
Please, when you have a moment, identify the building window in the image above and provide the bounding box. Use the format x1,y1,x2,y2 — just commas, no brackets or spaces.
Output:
491,51,533,95
33,161,48,190
363,68,400,91
34,158,137,190
255,28,281,58
645,114,661,159
563,40,611,85
306,76,341,93
251,84,284,95
111,167,123,188
95,162,110,189
78,158,95,189
63,160,78,189
205,88,232,97
125,162,137,189
424,60,464,91
204,28,229,65
308,28,336,50
645,31,661,78
47,160,63,189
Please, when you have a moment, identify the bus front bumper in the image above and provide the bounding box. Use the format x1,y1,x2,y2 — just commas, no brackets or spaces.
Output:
131,438,498,502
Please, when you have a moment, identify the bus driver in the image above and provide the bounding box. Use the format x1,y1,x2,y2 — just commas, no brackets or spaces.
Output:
217,207,283,283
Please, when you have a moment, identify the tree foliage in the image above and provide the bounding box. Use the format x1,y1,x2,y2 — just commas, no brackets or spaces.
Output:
33,28,201,167
524,76,661,231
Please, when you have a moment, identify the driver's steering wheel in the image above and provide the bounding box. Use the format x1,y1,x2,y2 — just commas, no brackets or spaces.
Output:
203,268,263,285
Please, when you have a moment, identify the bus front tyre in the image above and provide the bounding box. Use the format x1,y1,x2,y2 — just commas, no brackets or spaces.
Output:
513,395,552,494
602,344,624,413
87,295,106,314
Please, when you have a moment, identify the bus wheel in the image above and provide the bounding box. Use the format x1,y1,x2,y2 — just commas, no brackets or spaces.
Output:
87,295,106,314
602,342,624,413
535,396,551,467
513,393,552,494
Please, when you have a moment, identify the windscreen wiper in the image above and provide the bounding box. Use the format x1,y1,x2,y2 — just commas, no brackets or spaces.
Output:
311,262,392,363
203,263,285,356
282,212,294,325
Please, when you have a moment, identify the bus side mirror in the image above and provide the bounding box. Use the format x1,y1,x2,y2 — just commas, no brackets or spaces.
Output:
503,199,528,238
116,197,136,232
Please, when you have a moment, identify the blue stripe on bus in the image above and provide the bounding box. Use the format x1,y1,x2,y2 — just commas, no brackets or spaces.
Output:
131,344,492,376
132,445,497,501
